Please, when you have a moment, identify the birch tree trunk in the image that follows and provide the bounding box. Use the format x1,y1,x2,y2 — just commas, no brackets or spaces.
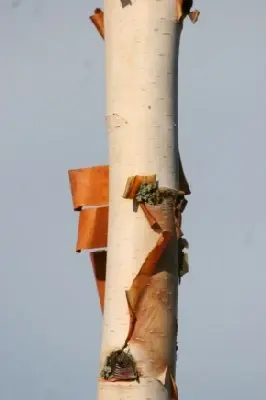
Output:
99,1,186,399
69,2,198,399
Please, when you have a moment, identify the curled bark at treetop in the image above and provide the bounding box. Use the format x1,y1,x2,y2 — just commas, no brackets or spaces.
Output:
89,8,104,39
176,0,200,24
89,4,199,41
189,9,200,23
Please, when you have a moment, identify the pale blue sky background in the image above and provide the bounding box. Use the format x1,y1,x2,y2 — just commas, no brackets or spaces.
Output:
1,0,266,399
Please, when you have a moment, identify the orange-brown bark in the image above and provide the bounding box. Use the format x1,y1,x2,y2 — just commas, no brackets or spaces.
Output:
89,8,104,39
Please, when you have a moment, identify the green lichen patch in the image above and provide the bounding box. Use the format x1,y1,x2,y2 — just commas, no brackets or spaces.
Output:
100,348,139,381
135,182,180,206
135,181,162,205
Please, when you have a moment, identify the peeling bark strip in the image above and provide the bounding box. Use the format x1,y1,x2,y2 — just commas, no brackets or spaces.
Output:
122,176,188,344
76,207,109,252
68,165,109,210
68,163,190,312
89,8,104,39
121,175,187,398
68,166,109,311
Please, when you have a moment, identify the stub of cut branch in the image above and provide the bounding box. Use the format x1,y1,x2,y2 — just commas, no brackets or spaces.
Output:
89,8,104,39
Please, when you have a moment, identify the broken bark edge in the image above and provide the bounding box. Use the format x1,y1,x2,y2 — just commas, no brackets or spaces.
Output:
100,349,140,382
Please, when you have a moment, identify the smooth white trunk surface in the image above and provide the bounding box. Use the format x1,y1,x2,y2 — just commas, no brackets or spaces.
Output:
99,1,182,399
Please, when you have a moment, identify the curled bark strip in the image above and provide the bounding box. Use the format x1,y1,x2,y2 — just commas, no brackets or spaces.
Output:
68,165,109,210
176,0,200,24
90,251,107,313
89,8,104,39
76,206,109,252
189,10,200,23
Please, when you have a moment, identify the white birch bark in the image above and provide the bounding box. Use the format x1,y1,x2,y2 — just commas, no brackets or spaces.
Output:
99,1,182,399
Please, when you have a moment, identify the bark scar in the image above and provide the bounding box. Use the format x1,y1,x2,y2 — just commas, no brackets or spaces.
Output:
106,113,128,134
